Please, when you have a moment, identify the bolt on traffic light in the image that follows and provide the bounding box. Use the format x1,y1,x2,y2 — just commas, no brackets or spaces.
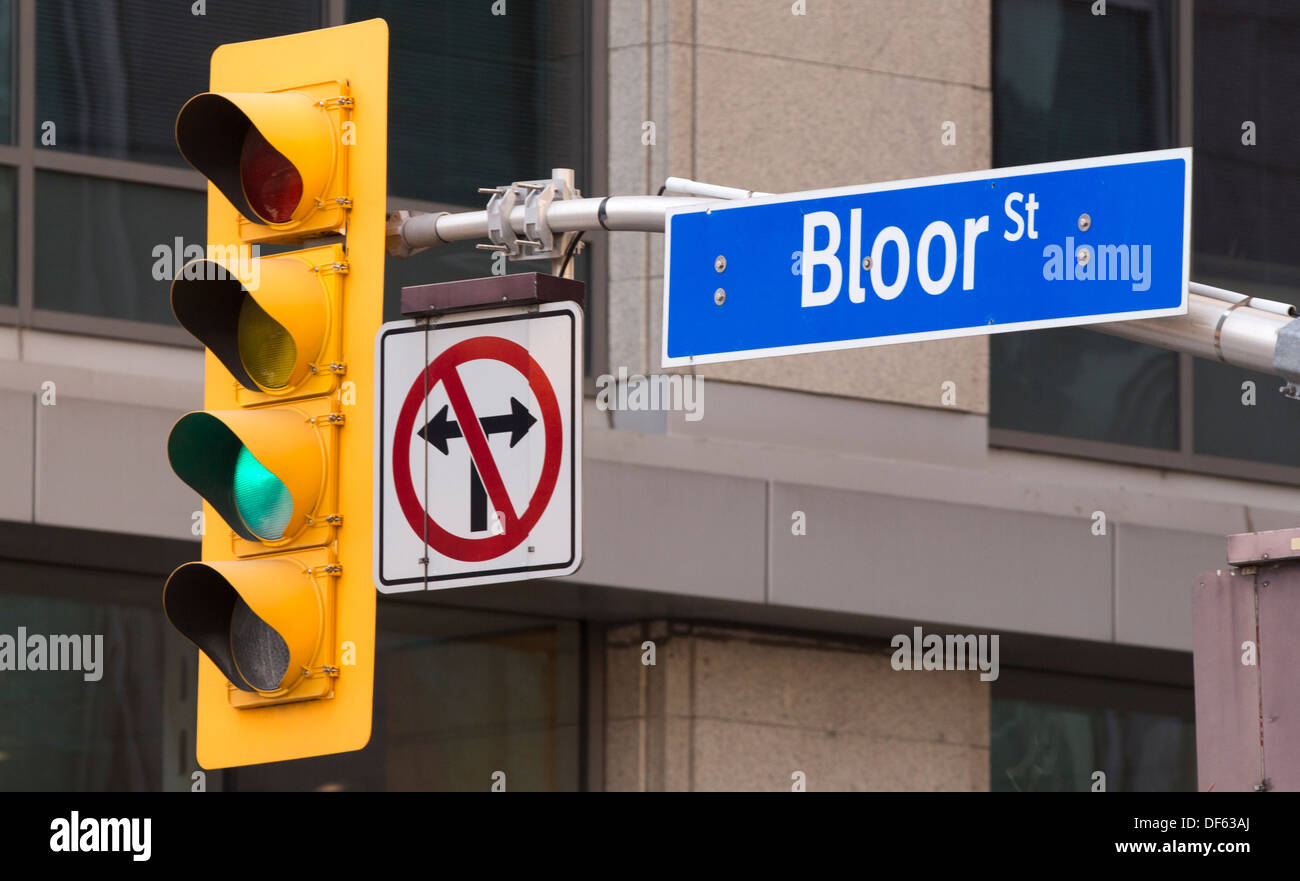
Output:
162,19,387,769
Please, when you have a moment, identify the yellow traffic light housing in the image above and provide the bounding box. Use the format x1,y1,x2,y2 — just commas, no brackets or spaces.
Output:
171,244,345,402
167,407,326,543
164,19,386,769
163,557,331,700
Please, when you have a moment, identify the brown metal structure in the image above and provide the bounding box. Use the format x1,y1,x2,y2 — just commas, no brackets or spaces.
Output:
1195,526,1300,792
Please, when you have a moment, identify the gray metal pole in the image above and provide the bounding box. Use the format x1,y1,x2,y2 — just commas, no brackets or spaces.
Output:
1094,283,1294,377
386,193,1300,387
388,195,713,255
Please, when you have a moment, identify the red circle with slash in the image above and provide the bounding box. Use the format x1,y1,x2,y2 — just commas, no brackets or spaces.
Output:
392,336,563,562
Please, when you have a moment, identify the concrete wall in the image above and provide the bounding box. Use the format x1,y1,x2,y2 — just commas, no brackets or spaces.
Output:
604,621,990,791
0,327,201,541
573,381,1299,656
606,0,992,411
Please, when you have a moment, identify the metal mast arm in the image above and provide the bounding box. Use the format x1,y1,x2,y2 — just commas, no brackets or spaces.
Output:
386,172,1300,391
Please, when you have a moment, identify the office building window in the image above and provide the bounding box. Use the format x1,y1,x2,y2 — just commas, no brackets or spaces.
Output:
35,0,322,166
228,607,583,792
991,0,1177,450
1190,0,1300,468
1,1,595,343
991,670,1196,792
992,0,1300,482
33,171,204,324
0,526,584,792
0,557,169,791
0,165,13,306
0,0,12,144
347,1,593,323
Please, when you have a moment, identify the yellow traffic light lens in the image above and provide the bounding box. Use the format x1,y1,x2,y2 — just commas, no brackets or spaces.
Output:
240,127,302,223
237,295,296,389
232,446,293,540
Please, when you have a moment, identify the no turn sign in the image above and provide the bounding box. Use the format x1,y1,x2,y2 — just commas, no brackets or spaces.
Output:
375,301,582,592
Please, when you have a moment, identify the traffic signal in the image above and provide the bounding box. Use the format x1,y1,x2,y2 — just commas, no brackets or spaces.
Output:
162,19,387,768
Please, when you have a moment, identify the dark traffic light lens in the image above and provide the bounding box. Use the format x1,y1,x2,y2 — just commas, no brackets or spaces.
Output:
240,128,302,223
230,596,290,692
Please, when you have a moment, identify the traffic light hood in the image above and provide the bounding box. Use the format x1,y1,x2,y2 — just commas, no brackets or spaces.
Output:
175,91,337,227
168,409,325,543
171,253,332,393
163,559,324,694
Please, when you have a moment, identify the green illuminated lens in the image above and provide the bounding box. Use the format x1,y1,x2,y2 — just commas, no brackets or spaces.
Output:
237,297,296,389
232,446,292,540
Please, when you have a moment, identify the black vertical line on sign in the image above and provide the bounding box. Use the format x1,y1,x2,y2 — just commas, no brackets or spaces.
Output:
470,462,487,532
423,320,430,584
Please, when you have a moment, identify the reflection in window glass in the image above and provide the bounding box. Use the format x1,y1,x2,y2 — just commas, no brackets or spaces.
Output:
992,672,1196,792
992,327,1178,449
0,0,13,143
0,165,14,306
990,0,1178,449
1192,1,1300,466
1,554,582,792
349,0,588,206
0,587,164,791
34,172,204,324
36,0,321,166
227,605,583,792
992,699,1196,791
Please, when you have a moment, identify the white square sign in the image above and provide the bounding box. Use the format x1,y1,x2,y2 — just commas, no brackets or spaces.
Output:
374,301,582,592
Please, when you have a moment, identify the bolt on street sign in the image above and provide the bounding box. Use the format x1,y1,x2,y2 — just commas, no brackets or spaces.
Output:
374,301,582,592
662,148,1191,367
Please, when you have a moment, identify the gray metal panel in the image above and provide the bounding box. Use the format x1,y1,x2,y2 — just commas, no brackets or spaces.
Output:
34,396,197,540
0,389,35,522
768,483,1112,640
1114,524,1226,651
1192,570,1261,792
568,460,767,603
1259,566,1300,792
670,381,988,468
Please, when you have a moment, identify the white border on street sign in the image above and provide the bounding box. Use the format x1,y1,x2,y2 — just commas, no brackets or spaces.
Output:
661,147,1193,368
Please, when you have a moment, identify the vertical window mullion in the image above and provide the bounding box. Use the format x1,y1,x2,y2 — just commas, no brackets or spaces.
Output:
14,0,34,325
1176,0,1194,459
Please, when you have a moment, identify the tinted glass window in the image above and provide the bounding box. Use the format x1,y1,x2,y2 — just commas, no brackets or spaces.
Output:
1191,0,1300,466
34,172,204,324
226,606,583,792
992,671,1196,792
0,165,13,306
0,0,13,143
36,1,322,166
0,576,165,791
349,0,588,205
991,0,1178,449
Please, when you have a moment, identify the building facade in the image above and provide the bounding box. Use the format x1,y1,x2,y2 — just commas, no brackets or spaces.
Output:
0,0,1294,791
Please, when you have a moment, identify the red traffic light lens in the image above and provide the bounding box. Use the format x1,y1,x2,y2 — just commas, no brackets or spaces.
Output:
240,128,302,223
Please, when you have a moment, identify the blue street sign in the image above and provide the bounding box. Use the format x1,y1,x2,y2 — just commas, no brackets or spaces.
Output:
662,149,1190,367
